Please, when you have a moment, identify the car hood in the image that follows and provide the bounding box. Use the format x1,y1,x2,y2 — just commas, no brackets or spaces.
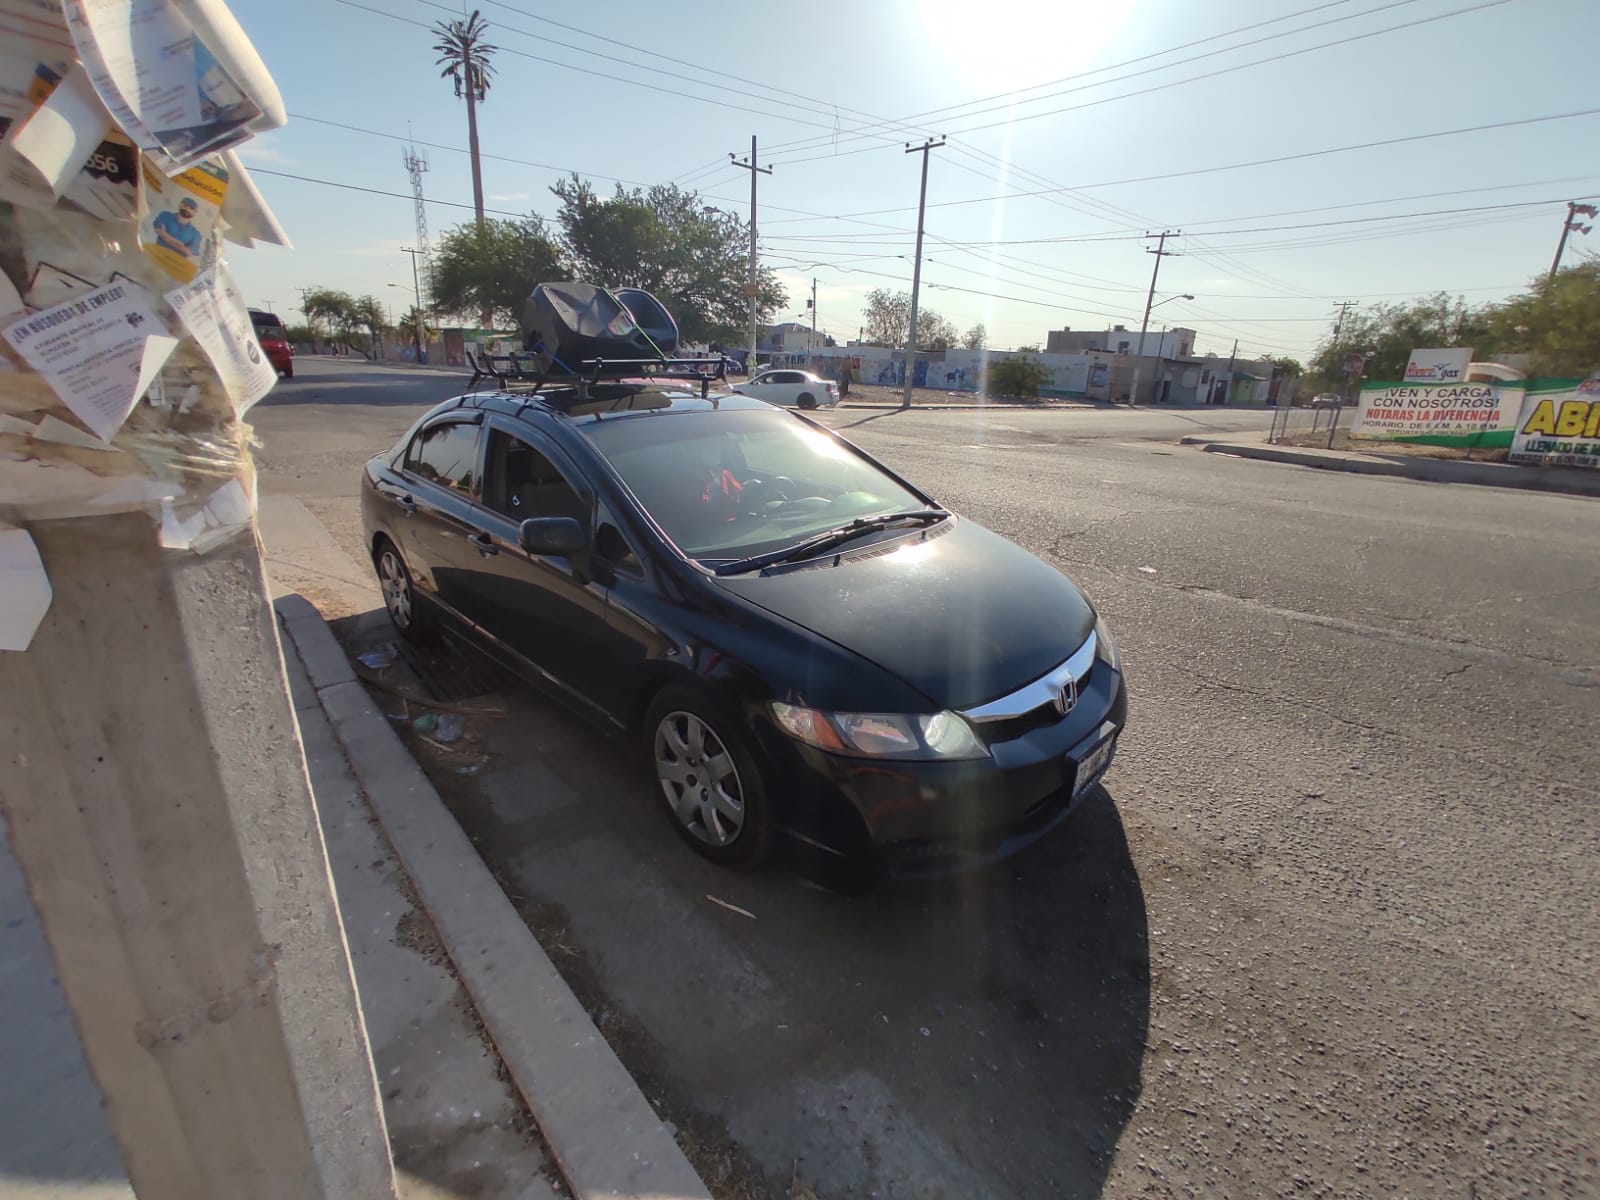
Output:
712,517,1095,711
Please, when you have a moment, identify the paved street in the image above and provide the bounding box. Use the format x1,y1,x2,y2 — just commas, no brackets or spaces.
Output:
254,360,1599,1199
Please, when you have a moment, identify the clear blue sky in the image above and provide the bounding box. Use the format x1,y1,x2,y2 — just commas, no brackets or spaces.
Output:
227,0,1598,362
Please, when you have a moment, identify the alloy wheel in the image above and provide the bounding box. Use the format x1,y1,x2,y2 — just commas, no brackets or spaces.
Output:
378,547,412,628
653,710,745,846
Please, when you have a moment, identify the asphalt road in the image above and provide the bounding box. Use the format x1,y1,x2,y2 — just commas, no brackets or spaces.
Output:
253,359,1600,1200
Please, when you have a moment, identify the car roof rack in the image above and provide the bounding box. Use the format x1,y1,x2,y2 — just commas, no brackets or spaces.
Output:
513,354,734,404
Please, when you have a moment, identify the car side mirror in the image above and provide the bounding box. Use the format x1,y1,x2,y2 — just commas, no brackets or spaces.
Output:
518,517,587,557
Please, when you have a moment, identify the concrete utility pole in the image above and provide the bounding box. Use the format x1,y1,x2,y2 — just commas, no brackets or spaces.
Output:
402,245,428,361
1136,230,1180,362
810,277,818,353
0,519,398,1199
1547,200,1597,285
729,136,771,368
902,137,945,410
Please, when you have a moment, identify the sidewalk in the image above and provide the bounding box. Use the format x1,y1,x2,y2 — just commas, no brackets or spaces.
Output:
276,594,711,1200
0,606,557,1199
1179,431,1600,498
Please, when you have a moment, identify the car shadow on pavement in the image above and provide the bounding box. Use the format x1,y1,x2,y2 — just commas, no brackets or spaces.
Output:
744,790,1151,1197
330,616,1150,1199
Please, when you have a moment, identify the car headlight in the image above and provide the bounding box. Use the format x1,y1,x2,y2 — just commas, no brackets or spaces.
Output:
1094,613,1120,671
770,702,989,760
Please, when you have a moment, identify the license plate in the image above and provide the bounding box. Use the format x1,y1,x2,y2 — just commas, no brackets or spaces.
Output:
1072,736,1117,800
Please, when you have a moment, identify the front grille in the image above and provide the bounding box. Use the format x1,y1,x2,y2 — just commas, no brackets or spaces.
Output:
972,661,1094,747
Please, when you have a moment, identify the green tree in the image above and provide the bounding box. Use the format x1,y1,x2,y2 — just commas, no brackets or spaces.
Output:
351,295,388,358
859,288,955,348
1308,292,1487,384
300,287,361,354
549,176,785,344
918,310,957,350
861,288,910,345
1269,356,1303,377
1478,258,1600,377
1015,342,1041,353
962,323,987,350
395,305,433,353
987,355,1051,399
431,215,567,329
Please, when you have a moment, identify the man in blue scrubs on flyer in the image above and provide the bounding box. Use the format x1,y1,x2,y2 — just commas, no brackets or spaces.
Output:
152,197,202,259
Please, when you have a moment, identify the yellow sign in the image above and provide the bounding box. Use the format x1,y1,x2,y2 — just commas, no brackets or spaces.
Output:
1509,381,1600,469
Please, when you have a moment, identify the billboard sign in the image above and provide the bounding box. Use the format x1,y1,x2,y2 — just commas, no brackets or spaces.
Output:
1508,378,1600,469
1403,347,1472,384
1351,381,1521,446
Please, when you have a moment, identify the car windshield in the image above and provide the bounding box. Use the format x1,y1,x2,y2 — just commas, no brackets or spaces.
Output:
580,406,927,560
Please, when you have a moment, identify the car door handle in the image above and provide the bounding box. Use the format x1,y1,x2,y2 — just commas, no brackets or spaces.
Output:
468,532,499,557
395,493,417,514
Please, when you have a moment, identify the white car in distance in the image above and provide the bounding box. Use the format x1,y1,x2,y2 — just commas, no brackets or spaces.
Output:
729,369,839,409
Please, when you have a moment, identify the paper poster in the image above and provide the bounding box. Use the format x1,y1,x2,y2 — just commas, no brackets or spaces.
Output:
62,0,280,171
0,524,51,652
164,262,275,414
139,155,225,281
0,2,133,220
0,64,108,207
2,278,177,441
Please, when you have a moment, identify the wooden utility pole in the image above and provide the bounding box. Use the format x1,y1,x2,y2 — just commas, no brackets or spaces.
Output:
729,136,771,368
1548,200,1597,285
902,137,945,409
1137,231,1181,360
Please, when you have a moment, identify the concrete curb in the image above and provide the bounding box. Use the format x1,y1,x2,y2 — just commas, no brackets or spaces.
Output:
1179,436,1600,498
273,595,712,1200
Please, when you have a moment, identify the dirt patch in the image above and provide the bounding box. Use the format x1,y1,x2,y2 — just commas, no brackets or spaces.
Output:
1279,429,1510,462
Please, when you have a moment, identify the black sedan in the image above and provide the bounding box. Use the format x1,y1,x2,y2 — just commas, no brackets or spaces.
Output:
361,387,1127,877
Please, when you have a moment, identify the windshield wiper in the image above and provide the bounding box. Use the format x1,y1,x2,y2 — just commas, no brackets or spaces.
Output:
713,509,947,576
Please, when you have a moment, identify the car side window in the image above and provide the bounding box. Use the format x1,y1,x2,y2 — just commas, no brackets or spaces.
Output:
403,421,480,495
483,428,587,524
594,501,642,578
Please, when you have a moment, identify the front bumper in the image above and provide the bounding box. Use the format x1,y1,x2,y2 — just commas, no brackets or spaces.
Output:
762,663,1128,878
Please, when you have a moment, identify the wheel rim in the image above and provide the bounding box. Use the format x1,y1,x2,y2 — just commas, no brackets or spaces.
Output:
378,548,412,628
653,710,745,847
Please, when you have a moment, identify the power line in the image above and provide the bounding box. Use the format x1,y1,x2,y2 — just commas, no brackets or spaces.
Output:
766,0,1514,162
761,0,1419,158
247,165,533,216
331,0,855,136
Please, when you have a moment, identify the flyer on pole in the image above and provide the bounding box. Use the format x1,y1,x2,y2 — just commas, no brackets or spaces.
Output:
1,278,176,442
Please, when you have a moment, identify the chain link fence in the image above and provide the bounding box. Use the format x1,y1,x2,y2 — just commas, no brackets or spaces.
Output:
1268,398,1347,447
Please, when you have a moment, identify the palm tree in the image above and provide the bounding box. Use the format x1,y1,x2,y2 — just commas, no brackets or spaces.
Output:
432,10,497,233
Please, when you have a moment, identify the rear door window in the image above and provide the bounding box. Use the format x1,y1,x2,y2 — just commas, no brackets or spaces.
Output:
403,421,482,496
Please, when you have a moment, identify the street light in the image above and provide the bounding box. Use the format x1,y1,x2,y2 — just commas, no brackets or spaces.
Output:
1144,294,1194,357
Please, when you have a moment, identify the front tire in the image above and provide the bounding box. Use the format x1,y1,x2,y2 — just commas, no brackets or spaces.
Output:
644,686,773,869
797,392,817,410
374,536,433,641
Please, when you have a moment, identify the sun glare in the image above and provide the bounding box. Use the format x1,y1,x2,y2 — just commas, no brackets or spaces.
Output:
917,0,1133,91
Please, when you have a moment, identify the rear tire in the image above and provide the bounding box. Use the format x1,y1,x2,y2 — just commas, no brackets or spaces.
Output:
373,536,434,642
797,392,817,410
644,685,773,869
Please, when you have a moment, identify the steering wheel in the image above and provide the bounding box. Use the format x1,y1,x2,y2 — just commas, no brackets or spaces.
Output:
741,475,796,506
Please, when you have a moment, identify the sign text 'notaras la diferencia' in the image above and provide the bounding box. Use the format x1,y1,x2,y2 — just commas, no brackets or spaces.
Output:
1351,382,1519,440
